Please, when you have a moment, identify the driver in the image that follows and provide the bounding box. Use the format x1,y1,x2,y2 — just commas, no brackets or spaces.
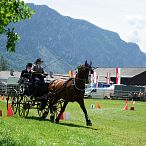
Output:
31,58,48,83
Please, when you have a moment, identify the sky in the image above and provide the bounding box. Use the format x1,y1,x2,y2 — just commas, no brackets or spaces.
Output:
24,0,146,53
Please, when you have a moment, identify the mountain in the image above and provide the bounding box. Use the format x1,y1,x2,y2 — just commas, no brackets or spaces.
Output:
1,3,146,73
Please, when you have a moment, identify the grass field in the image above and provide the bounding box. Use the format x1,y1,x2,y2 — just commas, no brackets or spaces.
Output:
0,98,146,146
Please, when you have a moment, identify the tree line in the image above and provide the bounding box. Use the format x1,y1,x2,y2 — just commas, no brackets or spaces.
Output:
0,55,9,71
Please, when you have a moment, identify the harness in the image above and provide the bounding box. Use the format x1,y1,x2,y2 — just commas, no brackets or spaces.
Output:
73,77,85,92
49,65,92,97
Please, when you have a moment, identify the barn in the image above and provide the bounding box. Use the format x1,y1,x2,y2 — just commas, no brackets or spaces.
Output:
94,67,146,86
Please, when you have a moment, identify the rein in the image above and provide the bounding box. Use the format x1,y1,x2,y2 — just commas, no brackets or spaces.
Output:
49,65,91,94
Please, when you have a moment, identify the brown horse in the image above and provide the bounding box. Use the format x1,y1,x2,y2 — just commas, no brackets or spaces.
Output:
45,60,93,126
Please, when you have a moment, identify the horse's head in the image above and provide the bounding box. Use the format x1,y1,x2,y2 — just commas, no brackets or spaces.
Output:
76,60,93,84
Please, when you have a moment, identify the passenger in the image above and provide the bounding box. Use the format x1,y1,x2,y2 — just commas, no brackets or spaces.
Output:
20,63,32,83
19,63,33,96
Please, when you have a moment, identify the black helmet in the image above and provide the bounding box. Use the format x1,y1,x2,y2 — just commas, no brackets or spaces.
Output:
35,58,44,64
26,63,32,68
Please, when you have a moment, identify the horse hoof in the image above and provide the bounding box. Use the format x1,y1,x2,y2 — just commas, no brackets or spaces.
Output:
41,111,48,120
55,118,59,124
50,115,55,122
86,122,92,126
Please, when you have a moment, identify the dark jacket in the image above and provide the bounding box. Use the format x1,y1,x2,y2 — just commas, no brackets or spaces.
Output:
20,69,32,81
32,64,45,82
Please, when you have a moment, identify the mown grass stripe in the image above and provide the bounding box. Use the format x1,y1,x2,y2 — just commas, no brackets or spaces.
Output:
0,99,146,146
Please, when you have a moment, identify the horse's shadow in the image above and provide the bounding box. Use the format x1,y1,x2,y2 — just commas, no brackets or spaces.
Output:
26,116,50,121
58,122,98,131
26,116,98,131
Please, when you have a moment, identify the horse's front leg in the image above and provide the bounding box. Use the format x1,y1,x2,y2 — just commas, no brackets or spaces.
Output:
77,99,92,126
49,106,55,122
55,101,68,123
49,97,56,122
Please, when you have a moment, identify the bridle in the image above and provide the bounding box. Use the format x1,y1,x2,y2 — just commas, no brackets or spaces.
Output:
73,65,92,92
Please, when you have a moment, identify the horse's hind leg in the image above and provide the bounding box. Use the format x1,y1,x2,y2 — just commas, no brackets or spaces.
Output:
50,106,55,122
49,96,56,122
55,101,68,123
77,99,92,126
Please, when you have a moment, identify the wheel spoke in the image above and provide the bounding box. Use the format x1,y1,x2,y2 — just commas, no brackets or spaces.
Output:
18,95,30,118
53,100,63,119
37,103,49,119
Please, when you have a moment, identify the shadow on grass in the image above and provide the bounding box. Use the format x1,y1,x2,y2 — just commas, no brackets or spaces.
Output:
26,116,50,122
26,116,98,131
0,140,16,146
0,137,21,146
58,122,99,131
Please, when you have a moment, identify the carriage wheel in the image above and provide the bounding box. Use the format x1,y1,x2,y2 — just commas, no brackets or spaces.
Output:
7,90,18,114
37,102,49,119
53,100,63,119
18,95,30,118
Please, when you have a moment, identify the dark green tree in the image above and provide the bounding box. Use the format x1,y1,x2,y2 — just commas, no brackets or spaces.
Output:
0,55,9,71
0,0,35,52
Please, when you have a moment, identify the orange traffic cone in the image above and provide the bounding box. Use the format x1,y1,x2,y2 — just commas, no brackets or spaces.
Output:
96,102,101,109
7,104,14,117
125,99,128,104
123,103,128,110
1,95,4,101
0,109,2,116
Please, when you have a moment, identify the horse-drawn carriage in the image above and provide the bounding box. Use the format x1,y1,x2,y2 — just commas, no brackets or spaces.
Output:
8,61,93,126
8,78,64,119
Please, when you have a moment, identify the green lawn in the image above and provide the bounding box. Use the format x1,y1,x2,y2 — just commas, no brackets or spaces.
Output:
0,99,146,146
